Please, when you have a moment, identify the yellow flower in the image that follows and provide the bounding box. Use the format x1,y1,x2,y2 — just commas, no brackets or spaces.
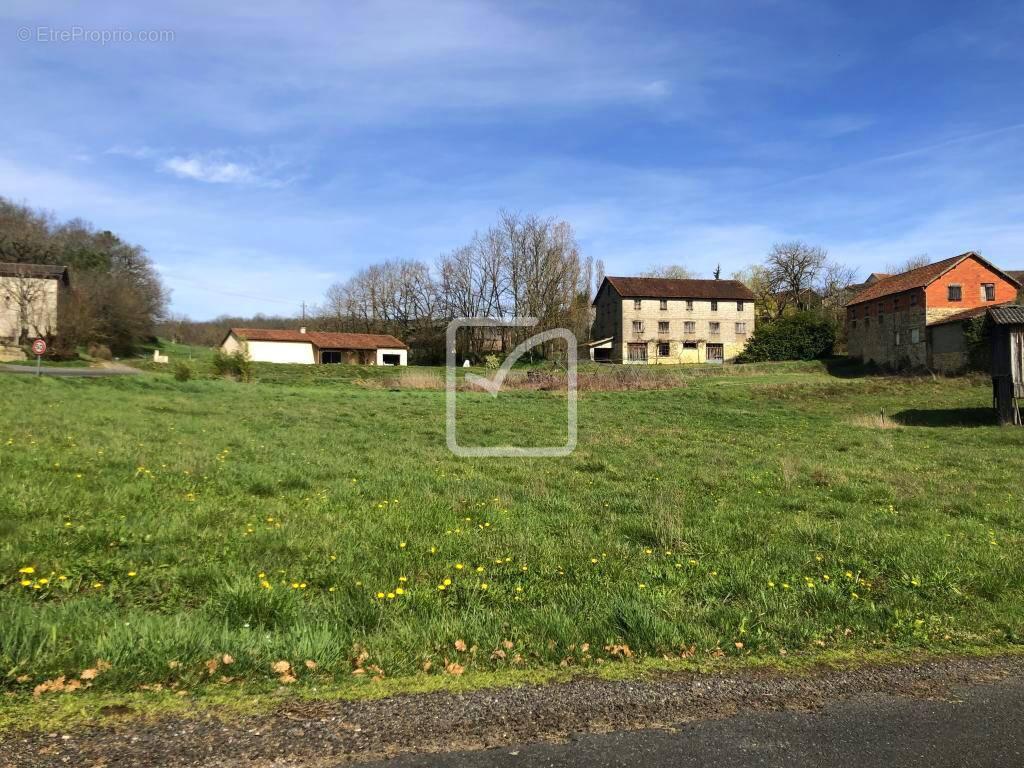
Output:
399,542,407,549
127,571,137,577
455,563,464,570
476,566,484,573
395,587,405,595
638,583,647,589
20,579,32,587
18,566,34,574
260,579,272,590
398,576,408,582
480,583,489,590
376,591,385,599
590,558,598,564
515,585,523,592
443,578,452,586
386,592,396,599
644,548,652,555
38,578,49,585
92,582,103,589
437,584,446,591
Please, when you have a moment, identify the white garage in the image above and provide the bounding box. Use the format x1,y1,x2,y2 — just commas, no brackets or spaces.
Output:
220,327,408,365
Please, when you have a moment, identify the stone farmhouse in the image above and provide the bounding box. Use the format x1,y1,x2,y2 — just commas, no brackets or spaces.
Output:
590,276,757,364
845,252,1021,372
0,262,70,357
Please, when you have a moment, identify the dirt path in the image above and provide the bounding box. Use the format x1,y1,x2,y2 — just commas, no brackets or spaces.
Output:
3,655,1022,767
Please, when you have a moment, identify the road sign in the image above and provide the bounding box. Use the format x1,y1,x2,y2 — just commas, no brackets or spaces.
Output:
31,338,47,356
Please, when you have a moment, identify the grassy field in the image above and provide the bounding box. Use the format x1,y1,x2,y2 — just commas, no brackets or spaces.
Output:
1,359,1023,711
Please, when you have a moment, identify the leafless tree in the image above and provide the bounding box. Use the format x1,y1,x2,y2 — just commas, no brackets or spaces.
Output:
1,264,54,343
766,241,828,312
884,253,931,274
641,264,695,279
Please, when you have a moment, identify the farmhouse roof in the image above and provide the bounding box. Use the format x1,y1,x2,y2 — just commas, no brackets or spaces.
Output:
0,262,69,281
846,252,1021,306
596,276,756,304
229,328,407,349
988,304,1024,326
927,302,1017,327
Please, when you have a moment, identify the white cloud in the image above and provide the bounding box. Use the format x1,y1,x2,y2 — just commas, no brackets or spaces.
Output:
161,155,258,185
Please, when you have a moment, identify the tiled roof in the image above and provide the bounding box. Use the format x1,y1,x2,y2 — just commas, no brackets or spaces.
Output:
846,254,967,306
988,305,1024,326
598,276,755,303
0,261,69,280
231,328,407,349
927,302,1014,327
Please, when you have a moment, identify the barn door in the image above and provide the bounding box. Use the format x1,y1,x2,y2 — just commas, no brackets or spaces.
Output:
706,343,724,363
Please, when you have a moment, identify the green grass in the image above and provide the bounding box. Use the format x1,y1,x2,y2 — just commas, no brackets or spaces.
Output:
0,362,1022,709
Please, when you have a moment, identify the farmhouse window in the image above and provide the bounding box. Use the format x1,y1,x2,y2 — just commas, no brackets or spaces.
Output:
735,322,746,335
910,293,917,306
684,321,696,333
628,343,648,361
321,350,343,364
686,300,694,311
660,299,668,310
983,283,996,301
683,341,698,349
948,284,962,302
877,302,884,315
894,297,900,310
709,321,721,335
658,342,670,356
634,299,642,310
711,300,718,311
632,320,644,334
895,331,901,346
737,301,744,311
658,321,669,333
911,328,920,344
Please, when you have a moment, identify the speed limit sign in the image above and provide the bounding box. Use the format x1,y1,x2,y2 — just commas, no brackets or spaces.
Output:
32,338,47,356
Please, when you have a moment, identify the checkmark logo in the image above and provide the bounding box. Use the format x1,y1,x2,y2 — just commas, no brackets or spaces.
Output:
445,318,578,458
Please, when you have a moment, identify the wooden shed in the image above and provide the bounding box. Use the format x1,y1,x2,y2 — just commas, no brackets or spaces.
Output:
988,305,1024,425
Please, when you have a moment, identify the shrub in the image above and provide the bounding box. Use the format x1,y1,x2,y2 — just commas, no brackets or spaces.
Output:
173,361,193,382
212,349,252,381
86,342,113,360
484,353,501,369
736,312,836,362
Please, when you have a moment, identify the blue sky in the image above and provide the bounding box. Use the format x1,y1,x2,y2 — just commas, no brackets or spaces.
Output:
3,1,1024,318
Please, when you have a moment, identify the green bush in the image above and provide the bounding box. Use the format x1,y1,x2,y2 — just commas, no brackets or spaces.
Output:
737,312,836,362
173,361,193,382
484,353,501,369
212,349,252,381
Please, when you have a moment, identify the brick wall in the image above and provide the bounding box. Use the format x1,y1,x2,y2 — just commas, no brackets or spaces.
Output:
925,257,1018,310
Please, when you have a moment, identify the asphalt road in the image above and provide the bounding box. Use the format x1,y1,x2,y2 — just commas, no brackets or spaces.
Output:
0,363,139,376
365,676,1024,768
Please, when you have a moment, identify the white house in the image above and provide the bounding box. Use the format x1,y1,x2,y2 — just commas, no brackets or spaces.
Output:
220,327,408,365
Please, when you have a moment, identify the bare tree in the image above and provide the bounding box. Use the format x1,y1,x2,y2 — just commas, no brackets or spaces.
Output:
641,264,695,279
766,241,827,312
884,253,931,274
1,264,54,343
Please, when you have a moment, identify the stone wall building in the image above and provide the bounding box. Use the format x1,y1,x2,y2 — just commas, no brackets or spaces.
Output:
845,252,1021,372
590,276,756,364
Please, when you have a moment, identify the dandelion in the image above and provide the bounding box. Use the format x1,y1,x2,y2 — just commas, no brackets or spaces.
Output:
476,566,484,573
437,584,446,591
386,592,396,599
480,583,489,590
443,578,452,586
18,566,34,574
260,579,272,590
767,580,775,588
638,583,647,589
399,576,408,582
590,558,599,564
376,592,386,599
395,587,405,595
399,542,407,549
93,582,103,589
38,578,49,585
20,579,32,587
515,585,523,593
127,571,137,577
644,548,652,555
455,563,464,570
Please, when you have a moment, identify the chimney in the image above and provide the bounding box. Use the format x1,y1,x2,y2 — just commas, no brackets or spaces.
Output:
299,327,307,334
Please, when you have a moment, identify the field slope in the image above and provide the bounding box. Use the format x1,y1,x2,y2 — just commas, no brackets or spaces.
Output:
1,363,1022,704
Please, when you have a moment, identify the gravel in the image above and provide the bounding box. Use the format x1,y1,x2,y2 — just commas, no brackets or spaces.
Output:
3,655,1023,768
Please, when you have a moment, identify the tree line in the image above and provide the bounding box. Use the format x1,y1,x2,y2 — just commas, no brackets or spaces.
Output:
1,197,167,356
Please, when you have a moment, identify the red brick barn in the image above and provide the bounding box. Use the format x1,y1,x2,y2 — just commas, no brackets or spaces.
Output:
845,252,1021,372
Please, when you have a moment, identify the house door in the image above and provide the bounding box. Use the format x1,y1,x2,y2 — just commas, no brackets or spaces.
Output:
705,343,724,363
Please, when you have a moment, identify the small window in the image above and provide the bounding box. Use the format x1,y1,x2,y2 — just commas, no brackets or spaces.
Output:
659,299,667,310
686,300,694,311
910,293,917,306
893,297,900,311
895,331,901,346
633,299,642,310
709,321,720,334
658,342,670,356
632,320,644,333
627,343,647,361
683,341,698,349
735,322,746,335
683,321,695,334
877,302,884,315
948,284,962,302
737,301,744,311
710,300,718,311
983,283,995,301
911,328,920,344
658,321,669,333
